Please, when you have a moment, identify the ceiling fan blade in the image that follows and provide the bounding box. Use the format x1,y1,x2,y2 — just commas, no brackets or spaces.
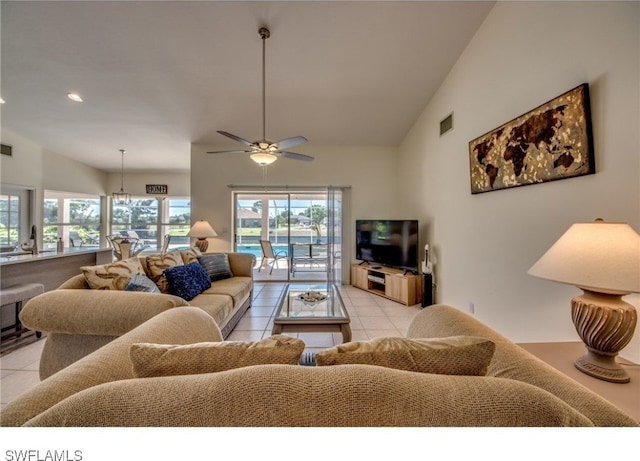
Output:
206,150,252,155
274,136,308,150
278,151,314,162
217,131,254,147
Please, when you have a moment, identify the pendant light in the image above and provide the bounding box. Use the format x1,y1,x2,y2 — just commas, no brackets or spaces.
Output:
112,149,131,205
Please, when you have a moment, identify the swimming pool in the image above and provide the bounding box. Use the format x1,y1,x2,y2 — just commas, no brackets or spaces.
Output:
236,244,288,259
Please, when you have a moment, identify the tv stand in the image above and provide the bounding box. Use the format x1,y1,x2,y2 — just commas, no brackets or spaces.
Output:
351,263,422,306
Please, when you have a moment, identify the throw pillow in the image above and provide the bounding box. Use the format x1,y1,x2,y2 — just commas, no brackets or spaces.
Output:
125,274,161,293
155,273,170,294
145,250,184,283
81,258,146,290
316,336,495,376
129,335,306,378
198,254,233,281
163,262,211,301
180,247,202,265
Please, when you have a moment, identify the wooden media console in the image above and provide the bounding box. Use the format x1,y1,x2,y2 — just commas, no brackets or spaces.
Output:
351,263,422,306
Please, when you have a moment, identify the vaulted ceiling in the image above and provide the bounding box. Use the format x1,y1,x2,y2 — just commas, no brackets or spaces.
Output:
1,1,494,173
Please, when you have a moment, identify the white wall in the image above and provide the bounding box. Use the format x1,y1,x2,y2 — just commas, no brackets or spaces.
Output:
1,129,189,247
1,129,109,195
44,150,107,196
190,144,400,252
106,172,190,198
1,129,110,235
1,129,47,191
398,1,640,362
1,129,190,198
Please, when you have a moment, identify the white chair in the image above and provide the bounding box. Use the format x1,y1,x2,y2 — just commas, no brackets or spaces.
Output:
127,230,155,245
259,240,287,274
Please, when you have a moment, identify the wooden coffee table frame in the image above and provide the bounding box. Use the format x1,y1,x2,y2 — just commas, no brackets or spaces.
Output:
272,284,352,343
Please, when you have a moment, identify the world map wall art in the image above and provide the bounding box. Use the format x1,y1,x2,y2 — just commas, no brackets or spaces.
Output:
468,83,595,194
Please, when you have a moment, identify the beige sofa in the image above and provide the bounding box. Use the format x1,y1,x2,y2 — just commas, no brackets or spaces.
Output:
19,251,255,380
2,304,637,427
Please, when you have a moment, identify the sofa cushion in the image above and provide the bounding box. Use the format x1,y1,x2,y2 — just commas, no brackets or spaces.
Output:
164,262,211,301
145,250,184,282
316,336,495,376
81,258,146,290
155,274,170,294
180,247,202,265
129,335,305,378
198,254,233,281
125,274,161,293
188,294,234,327
201,276,252,307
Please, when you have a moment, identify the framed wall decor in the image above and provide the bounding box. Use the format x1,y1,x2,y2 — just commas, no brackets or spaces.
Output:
468,83,595,194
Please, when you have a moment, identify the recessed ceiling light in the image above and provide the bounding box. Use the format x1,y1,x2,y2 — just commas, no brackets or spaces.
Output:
67,93,83,102
0,98,5,104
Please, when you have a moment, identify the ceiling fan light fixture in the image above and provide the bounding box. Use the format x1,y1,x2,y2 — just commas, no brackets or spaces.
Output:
250,152,278,166
207,26,313,164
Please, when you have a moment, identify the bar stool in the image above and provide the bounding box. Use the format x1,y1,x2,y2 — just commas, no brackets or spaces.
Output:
0,283,44,340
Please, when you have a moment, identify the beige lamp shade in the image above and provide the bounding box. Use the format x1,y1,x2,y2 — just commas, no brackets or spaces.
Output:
187,220,218,239
528,220,640,383
187,220,217,252
528,221,640,295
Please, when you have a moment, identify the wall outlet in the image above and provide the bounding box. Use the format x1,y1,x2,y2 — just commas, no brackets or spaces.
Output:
468,302,475,314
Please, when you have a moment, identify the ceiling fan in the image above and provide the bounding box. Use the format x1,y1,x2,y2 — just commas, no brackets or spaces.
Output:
207,27,313,166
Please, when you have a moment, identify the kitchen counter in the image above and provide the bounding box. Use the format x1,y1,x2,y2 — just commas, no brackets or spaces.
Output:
0,247,113,291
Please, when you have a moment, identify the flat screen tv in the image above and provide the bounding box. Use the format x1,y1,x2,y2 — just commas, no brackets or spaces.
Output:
355,219,419,273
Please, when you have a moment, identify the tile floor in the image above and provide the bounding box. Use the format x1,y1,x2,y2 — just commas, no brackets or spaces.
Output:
0,282,422,411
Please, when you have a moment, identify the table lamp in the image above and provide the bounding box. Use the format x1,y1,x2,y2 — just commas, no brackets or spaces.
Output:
187,220,217,252
528,219,640,383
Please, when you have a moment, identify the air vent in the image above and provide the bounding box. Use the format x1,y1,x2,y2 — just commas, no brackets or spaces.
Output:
1,144,12,156
440,113,453,136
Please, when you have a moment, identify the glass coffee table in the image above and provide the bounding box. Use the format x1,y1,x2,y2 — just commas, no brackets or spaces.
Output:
272,284,352,343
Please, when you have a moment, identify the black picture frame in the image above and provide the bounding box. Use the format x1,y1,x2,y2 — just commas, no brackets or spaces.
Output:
146,184,168,195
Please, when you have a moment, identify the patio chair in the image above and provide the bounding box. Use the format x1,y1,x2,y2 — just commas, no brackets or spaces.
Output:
127,230,155,245
259,240,287,275
290,243,327,278
69,231,83,248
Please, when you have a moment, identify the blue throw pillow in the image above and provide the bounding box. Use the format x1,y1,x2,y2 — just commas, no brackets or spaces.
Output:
125,274,161,293
164,262,212,301
197,254,233,281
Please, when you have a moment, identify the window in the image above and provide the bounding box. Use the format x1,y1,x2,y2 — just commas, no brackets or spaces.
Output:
111,197,190,250
0,194,21,248
43,191,101,249
111,198,158,246
162,198,191,249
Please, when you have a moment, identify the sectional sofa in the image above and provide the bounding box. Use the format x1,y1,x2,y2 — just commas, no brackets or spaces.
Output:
18,249,255,379
2,304,636,427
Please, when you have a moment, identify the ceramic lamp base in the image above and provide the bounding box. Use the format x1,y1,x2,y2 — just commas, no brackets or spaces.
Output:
574,349,630,383
571,290,637,384
194,239,209,252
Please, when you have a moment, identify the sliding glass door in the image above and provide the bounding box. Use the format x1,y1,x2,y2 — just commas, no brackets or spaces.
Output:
234,189,347,283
